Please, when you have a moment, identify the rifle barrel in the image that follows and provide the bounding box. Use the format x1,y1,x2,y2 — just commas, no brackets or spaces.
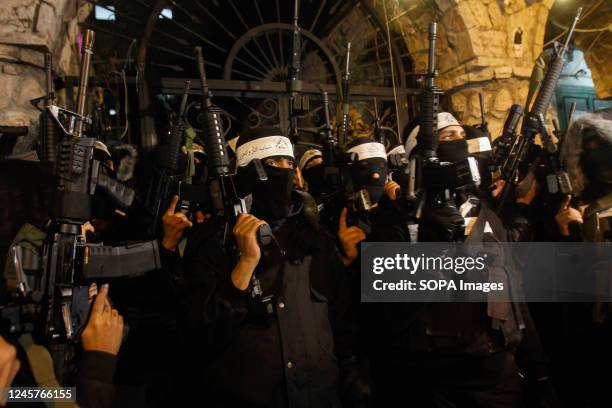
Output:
427,23,437,86
194,47,211,108
73,29,94,138
562,7,583,55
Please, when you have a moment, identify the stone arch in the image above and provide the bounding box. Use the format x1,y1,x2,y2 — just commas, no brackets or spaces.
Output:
367,0,555,138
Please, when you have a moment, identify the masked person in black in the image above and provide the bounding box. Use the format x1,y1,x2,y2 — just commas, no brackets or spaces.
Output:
338,138,414,269
298,148,345,234
550,108,612,407
299,148,325,202
362,113,554,408
557,108,612,243
169,127,369,408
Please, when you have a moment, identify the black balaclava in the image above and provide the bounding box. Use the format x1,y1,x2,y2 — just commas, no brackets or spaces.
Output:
302,164,325,198
299,148,324,199
581,130,612,197
347,138,388,204
235,127,296,221
437,138,469,163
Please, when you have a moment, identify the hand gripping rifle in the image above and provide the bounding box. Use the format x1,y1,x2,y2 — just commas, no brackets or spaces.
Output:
339,42,352,147
497,7,582,213
287,0,308,143
144,80,191,234
38,30,158,381
194,47,275,313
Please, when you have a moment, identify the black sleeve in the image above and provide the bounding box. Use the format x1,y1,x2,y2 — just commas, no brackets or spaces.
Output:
324,237,372,407
178,225,249,354
75,351,117,408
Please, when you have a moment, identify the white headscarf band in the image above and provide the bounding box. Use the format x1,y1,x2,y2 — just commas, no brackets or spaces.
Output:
236,135,294,167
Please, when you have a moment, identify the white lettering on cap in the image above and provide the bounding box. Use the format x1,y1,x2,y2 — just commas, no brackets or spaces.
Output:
347,142,387,161
236,135,294,167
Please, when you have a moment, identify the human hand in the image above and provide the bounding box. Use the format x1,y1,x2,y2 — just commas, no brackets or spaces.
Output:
81,284,123,356
162,195,193,251
490,179,506,199
338,208,366,266
555,195,583,237
0,336,20,406
384,180,400,201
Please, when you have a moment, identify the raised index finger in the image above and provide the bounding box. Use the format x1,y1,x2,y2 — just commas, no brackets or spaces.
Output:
559,194,572,211
165,195,180,216
339,208,348,232
91,283,109,315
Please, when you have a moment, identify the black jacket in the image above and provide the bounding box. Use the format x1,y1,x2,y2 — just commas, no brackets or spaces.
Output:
175,203,369,408
74,351,117,408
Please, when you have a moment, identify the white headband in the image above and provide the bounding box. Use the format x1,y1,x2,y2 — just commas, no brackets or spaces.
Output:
298,149,322,170
467,137,492,154
437,112,460,131
387,145,406,156
347,142,387,161
236,135,294,167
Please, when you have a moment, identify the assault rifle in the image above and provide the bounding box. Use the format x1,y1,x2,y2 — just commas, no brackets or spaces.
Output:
4,30,160,382
407,22,442,208
492,104,523,176
194,46,275,313
339,42,352,147
287,0,308,143
144,80,191,234
41,53,57,164
496,7,582,213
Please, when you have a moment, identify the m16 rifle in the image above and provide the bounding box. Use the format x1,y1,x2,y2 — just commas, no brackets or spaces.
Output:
338,42,352,147
194,46,275,314
407,22,442,210
144,80,191,233
287,0,308,143
41,53,57,164
2,30,160,382
492,104,523,176
496,7,582,213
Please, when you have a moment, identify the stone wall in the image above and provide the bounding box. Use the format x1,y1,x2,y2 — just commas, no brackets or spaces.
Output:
370,0,556,138
0,0,90,153
573,0,612,100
